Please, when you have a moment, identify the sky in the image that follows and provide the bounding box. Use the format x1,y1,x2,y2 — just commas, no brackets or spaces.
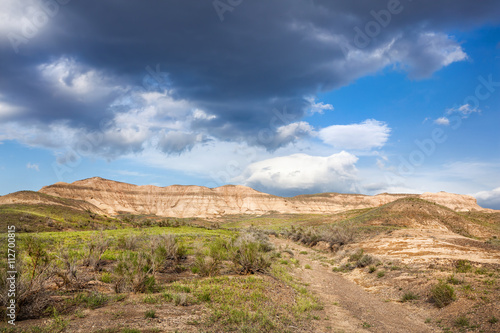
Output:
0,0,499,209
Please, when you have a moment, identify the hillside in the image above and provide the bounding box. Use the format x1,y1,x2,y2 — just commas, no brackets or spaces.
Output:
35,177,488,218
344,197,498,239
0,191,119,232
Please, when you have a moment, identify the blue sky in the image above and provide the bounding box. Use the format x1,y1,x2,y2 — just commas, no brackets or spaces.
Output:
0,0,499,209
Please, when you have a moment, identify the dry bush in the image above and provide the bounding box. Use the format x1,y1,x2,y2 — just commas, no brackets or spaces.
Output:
83,231,110,271
54,249,86,290
229,230,274,274
283,224,357,250
113,251,155,293
116,234,143,251
148,234,187,273
193,238,228,277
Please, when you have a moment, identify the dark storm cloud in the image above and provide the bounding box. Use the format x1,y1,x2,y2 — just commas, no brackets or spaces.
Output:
1,0,499,155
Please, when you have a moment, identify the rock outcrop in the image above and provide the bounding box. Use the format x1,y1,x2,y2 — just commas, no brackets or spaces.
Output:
35,177,487,218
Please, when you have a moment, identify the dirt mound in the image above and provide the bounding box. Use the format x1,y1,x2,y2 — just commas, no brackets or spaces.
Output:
351,198,497,239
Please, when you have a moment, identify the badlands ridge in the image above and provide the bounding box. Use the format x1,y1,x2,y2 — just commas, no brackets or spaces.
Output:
6,177,484,218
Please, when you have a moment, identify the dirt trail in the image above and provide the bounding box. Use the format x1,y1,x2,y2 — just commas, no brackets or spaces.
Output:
272,237,438,333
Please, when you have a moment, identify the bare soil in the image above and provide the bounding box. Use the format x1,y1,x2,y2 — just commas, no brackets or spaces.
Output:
273,237,438,333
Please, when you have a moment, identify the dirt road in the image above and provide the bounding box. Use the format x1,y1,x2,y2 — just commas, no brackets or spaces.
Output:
272,237,438,333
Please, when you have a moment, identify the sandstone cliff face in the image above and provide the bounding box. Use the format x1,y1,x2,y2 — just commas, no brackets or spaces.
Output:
36,177,487,218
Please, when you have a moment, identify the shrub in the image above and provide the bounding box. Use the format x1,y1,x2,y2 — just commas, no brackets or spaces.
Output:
357,254,374,268
401,291,419,302
348,249,374,268
116,234,142,251
145,310,156,318
431,282,456,308
0,236,56,319
54,249,86,289
143,295,159,304
377,270,385,278
73,291,108,309
446,275,462,285
162,292,174,302
113,251,155,293
283,224,357,249
173,293,189,306
304,264,312,270
368,265,377,273
230,236,272,274
475,267,488,275
101,272,113,283
83,231,110,271
455,260,472,273
198,291,211,302
349,249,364,262
193,238,228,277
454,315,469,327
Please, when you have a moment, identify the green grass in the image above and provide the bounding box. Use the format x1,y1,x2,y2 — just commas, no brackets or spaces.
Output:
446,275,463,285
70,292,108,309
431,282,456,308
401,291,419,302
455,260,472,273
164,274,310,332
144,310,156,318
454,315,469,327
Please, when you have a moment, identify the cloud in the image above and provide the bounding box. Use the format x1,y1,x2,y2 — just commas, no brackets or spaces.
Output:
236,151,359,196
475,187,500,210
446,103,481,116
434,117,450,125
265,122,315,150
318,119,390,150
26,162,39,171
158,131,203,154
0,1,497,159
306,97,334,115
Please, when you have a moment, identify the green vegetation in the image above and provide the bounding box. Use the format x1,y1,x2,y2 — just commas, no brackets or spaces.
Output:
401,291,419,302
144,310,156,318
0,222,321,332
455,259,472,273
431,282,456,308
454,315,469,328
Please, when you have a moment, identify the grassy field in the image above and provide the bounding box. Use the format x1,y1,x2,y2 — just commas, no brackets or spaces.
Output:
0,221,323,332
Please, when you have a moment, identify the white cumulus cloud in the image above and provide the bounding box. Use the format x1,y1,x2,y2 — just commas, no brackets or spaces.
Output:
318,119,390,150
236,151,359,196
434,117,450,126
